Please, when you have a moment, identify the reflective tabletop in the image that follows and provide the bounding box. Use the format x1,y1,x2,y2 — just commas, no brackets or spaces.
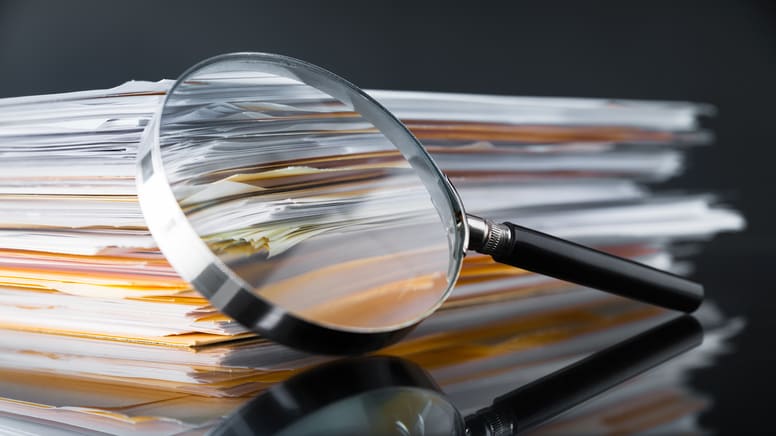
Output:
0,289,741,435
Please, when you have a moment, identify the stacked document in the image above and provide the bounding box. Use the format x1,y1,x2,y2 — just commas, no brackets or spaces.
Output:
0,80,744,432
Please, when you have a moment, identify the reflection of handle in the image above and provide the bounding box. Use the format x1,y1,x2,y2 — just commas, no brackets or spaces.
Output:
468,216,703,313
464,315,703,436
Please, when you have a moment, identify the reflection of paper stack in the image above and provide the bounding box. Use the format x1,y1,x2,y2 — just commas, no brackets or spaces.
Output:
0,291,741,434
0,81,744,432
411,300,741,436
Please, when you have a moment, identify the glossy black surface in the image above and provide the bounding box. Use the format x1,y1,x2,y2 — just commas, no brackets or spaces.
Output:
211,316,702,435
211,356,445,435
0,1,771,432
492,223,703,313
465,315,702,435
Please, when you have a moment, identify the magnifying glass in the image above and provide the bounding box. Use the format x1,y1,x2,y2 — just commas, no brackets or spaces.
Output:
209,315,702,435
137,52,703,354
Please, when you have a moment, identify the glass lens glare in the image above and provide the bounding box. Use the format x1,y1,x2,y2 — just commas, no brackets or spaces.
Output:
153,54,463,331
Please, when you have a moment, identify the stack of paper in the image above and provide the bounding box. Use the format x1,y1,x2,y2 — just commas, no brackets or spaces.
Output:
0,79,744,431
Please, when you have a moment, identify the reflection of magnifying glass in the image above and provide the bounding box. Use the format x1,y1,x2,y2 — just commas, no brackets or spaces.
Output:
210,316,702,435
137,52,703,354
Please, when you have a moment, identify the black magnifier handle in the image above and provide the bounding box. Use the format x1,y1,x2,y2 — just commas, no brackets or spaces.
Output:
465,315,703,436
467,215,703,313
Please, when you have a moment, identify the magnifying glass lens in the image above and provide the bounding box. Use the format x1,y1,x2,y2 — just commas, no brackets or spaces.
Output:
143,54,465,334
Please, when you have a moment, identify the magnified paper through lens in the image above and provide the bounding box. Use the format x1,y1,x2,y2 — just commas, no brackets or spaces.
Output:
147,54,464,332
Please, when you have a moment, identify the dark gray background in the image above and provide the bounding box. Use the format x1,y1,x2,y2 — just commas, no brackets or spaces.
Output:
0,0,773,432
